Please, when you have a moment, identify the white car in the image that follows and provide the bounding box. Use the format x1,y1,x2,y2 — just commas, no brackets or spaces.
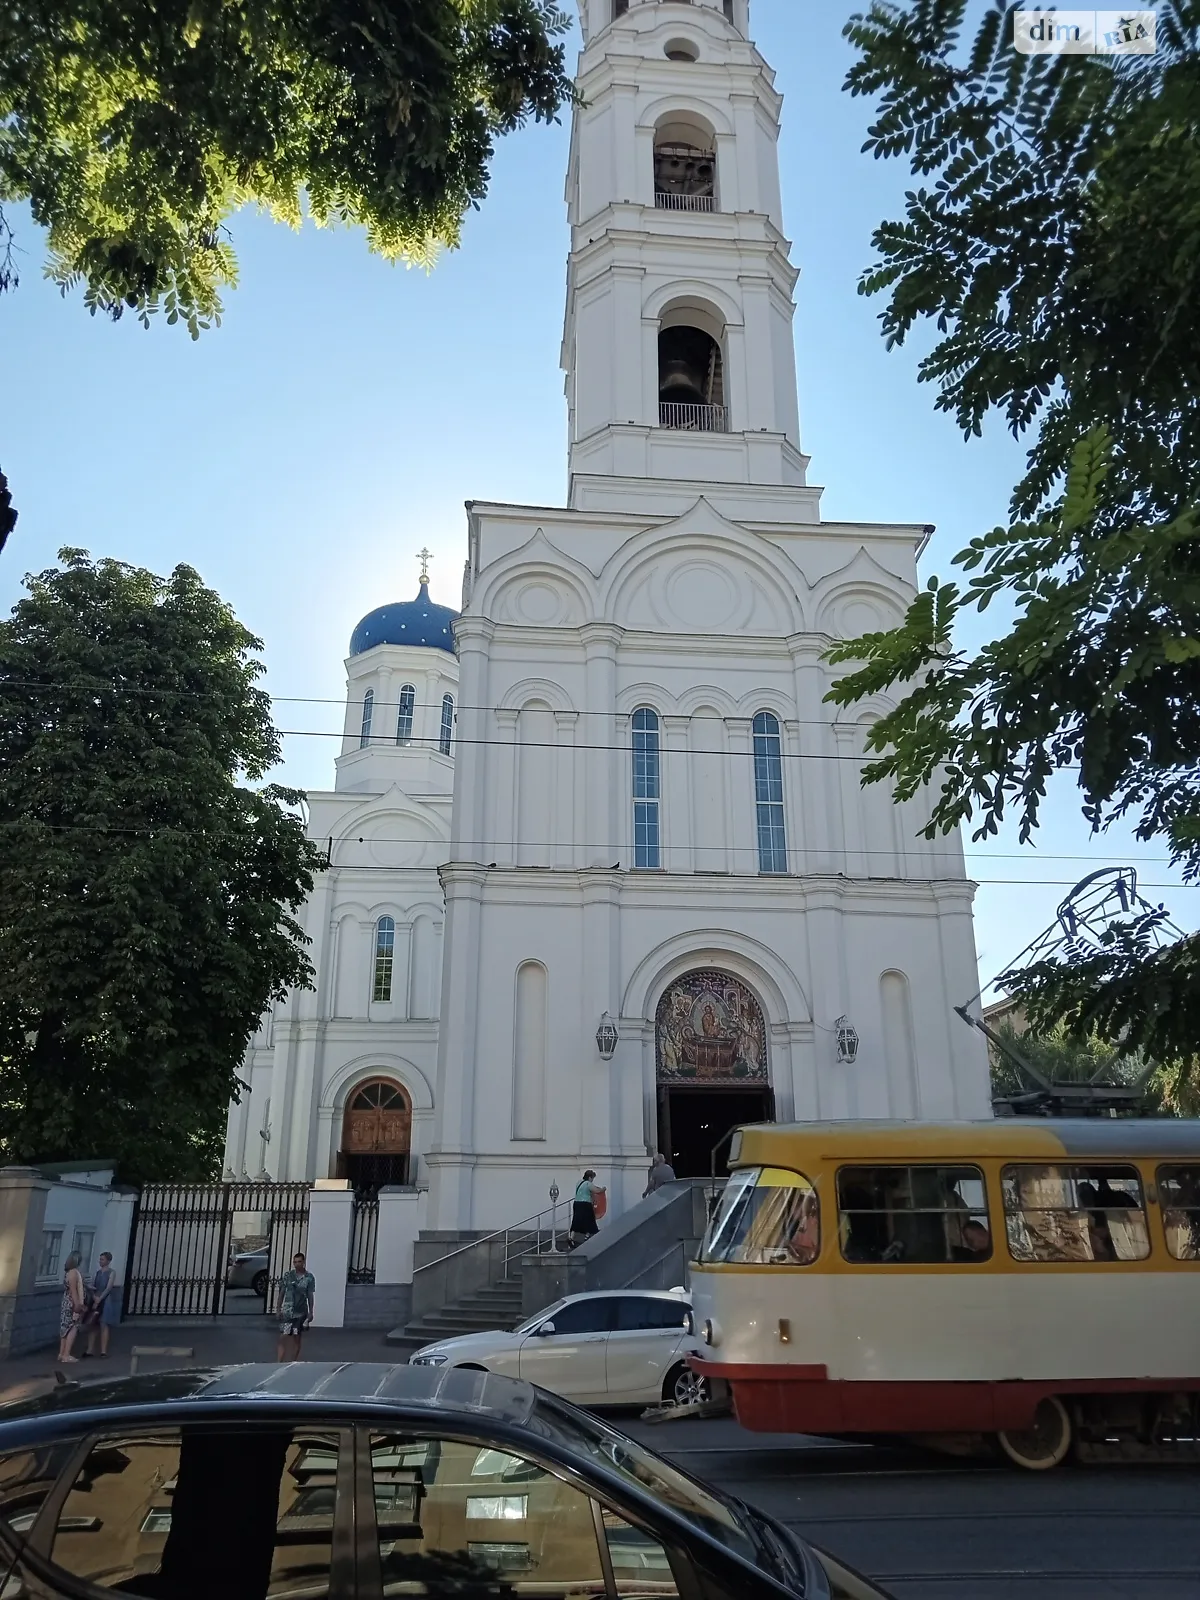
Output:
409,1288,710,1408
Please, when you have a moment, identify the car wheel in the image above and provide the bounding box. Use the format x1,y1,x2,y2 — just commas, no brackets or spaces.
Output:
664,1363,709,1409
997,1397,1072,1471
251,1270,269,1298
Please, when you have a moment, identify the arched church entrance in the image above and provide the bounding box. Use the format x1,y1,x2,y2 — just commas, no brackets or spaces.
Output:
655,970,774,1178
337,1078,411,1193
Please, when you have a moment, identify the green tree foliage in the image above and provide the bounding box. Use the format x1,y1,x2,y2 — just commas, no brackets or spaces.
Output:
987,1017,1146,1100
0,551,324,1181
988,1017,1200,1117
0,0,574,334
0,469,15,557
827,1,1200,1067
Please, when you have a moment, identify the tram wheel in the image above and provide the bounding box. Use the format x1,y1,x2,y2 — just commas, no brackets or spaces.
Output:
997,1397,1073,1471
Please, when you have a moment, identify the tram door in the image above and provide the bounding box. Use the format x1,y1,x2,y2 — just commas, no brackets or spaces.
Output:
658,1086,775,1179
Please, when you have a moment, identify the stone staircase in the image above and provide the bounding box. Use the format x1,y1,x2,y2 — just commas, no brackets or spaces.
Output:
394,1276,525,1347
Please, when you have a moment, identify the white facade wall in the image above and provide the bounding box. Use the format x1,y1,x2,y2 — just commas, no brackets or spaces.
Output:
228,0,992,1233
224,644,455,1186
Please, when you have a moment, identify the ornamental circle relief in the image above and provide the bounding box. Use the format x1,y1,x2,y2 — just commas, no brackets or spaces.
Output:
662,562,740,629
656,970,769,1084
515,583,562,625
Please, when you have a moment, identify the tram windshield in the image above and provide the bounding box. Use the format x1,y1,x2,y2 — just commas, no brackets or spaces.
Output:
699,1166,820,1265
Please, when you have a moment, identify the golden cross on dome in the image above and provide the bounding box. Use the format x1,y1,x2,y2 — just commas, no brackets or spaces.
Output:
417,547,433,585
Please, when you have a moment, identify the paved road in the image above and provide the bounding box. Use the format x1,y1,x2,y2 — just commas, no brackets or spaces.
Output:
622,1417,1200,1600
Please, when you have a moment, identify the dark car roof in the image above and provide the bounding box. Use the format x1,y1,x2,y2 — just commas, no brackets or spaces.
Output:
0,1362,542,1438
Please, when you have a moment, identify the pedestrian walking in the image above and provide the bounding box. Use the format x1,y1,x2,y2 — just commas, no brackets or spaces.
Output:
570,1170,605,1246
57,1253,86,1364
643,1152,676,1197
276,1252,316,1362
85,1252,119,1358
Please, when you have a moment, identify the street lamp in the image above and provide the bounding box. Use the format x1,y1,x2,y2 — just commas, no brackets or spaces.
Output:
596,1012,619,1059
834,1016,859,1066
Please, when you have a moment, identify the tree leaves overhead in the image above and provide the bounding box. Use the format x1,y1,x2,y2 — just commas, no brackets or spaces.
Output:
0,0,575,332
0,551,324,1181
829,2,1200,1067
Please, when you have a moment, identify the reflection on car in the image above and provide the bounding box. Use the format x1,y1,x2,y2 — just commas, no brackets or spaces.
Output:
0,1363,891,1598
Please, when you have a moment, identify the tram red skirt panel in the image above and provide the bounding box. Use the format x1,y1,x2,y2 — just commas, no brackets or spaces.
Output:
690,1360,1200,1434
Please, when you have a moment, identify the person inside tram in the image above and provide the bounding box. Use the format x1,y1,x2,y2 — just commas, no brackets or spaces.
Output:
951,1220,991,1261
839,1184,888,1262
1077,1181,1117,1260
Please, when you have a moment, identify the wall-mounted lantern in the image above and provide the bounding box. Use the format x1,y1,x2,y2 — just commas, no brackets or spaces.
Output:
596,1012,619,1060
834,1016,860,1066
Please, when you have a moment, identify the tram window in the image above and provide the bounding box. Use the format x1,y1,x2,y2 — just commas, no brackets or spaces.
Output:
698,1167,820,1265
1002,1164,1150,1262
835,1165,991,1265
1156,1165,1200,1260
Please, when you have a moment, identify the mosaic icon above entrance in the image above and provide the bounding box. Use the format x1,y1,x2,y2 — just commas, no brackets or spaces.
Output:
656,969,768,1084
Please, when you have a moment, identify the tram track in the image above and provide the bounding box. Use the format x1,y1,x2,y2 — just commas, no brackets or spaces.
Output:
632,1423,1200,1599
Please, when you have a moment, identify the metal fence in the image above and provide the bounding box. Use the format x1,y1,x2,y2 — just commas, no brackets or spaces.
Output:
654,190,716,212
659,401,729,433
125,1181,309,1317
348,1196,379,1284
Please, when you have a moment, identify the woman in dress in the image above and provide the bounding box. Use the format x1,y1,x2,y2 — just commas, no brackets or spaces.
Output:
570,1170,605,1246
58,1252,86,1364
86,1252,118,1357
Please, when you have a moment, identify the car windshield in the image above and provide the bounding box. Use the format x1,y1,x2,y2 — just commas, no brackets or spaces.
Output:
533,1396,761,1569
514,1299,566,1335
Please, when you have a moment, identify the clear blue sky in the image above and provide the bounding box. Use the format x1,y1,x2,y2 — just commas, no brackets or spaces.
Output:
2,1,1191,1003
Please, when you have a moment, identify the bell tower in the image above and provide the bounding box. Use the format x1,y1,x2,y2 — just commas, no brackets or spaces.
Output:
564,0,806,512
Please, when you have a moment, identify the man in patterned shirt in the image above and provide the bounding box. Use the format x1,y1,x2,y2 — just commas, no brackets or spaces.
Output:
276,1252,316,1362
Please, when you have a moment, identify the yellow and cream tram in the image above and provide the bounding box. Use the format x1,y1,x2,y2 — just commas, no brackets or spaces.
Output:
688,1120,1200,1468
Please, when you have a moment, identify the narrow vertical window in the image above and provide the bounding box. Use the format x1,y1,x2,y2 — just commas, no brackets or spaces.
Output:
614,0,629,16
359,688,374,748
372,916,395,1002
723,0,734,20
396,684,415,745
752,711,787,873
632,707,662,869
439,694,455,756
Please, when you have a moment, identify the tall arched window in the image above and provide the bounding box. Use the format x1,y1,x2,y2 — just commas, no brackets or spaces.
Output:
632,707,662,869
752,711,787,873
396,684,415,745
372,915,395,1002
359,688,374,748
439,694,455,755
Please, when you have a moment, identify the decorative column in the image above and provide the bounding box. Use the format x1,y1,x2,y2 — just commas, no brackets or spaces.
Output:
581,624,622,867
554,711,579,867
725,718,757,875
662,715,692,873
493,709,519,868
790,637,838,872
450,619,495,857
426,865,487,1230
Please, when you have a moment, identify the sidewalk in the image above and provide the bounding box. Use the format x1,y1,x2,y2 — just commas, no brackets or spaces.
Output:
0,1320,419,1399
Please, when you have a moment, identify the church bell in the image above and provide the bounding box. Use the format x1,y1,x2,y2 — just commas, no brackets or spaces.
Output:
658,325,718,409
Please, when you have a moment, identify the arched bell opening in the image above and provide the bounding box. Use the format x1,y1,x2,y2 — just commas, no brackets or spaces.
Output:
654,114,717,212
337,1077,412,1195
658,303,728,433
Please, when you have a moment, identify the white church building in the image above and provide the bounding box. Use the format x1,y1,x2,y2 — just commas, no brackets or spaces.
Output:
224,0,990,1233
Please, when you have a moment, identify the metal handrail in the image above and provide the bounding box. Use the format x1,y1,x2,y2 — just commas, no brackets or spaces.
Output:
654,190,716,212
411,1201,565,1277
659,401,729,433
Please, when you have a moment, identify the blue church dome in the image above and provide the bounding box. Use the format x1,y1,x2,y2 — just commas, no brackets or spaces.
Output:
349,582,458,657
